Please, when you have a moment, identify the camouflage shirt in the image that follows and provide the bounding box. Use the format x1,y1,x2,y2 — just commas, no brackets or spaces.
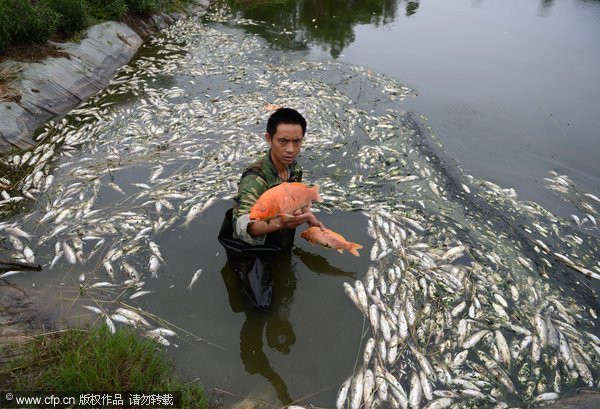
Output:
232,149,303,245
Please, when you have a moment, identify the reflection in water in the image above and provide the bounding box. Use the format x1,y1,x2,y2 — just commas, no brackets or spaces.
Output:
220,251,296,405
406,0,420,16
539,0,555,17
220,247,357,404
221,0,399,57
541,0,555,6
215,0,600,59
292,247,358,279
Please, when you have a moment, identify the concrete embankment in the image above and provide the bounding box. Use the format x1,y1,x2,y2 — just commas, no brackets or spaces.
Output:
0,0,210,152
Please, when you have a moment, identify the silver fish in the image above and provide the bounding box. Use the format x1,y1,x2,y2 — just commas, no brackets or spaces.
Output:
409,371,422,409
187,268,203,290
114,307,150,327
363,369,375,409
149,255,160,278
423,398,453,409
336,376,352,409
62,241,77,264
350,370,364,409
130,290,154,299
363,337,376,367
462,330,490,350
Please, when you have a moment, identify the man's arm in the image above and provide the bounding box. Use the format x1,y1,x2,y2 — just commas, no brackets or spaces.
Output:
233,174,270,245
247,208,324,236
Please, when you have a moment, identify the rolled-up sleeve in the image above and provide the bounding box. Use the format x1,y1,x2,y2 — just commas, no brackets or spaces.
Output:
235,214,266,245
233,174,269,245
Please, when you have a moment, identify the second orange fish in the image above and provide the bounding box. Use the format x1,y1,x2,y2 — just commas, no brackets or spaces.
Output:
301,226,363,256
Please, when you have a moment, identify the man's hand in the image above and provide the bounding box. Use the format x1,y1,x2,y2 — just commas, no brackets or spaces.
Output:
247,208,324,237
282,208,325,230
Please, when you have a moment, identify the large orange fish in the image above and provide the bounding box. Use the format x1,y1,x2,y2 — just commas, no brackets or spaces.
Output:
249,182,322,221
301,227,363,256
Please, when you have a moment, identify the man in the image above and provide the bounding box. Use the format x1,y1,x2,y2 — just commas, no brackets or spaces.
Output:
232,108,323,248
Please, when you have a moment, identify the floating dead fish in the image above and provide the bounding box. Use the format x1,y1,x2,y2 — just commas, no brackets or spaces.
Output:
187,269,203,291
0,17,597,409
301,227,362,256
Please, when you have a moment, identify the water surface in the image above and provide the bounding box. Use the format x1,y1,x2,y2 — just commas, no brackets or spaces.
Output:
226,0,600,214
0,2,599,408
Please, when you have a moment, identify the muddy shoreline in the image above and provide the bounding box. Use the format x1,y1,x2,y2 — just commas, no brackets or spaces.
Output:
0,281,50,348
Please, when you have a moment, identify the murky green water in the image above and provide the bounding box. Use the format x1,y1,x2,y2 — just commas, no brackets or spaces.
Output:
1,1,599,408
221,0,600,214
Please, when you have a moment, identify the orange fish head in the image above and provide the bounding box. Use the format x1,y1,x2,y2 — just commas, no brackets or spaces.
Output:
300,229,309,241
250,199,272,220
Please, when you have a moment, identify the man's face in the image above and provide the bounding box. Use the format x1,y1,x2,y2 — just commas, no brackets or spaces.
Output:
267,123,304,167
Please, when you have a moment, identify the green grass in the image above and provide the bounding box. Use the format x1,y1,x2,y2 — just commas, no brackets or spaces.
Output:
0,0,196,54
0,325,208,408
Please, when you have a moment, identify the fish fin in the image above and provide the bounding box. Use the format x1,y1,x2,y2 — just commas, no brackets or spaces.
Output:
337,248,343,254
312,185,323,202
349,243,362,257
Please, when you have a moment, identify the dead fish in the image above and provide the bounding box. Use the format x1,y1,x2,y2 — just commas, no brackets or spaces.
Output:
149,241,165,264
187,268,203,290
50,251,63,269
105,316,116,334
122,262,141,281
82,305,103,315
149,255,160,278
350,370,363,409
91,281,117,288
130,290,154,299
0,270,23,278
145,327,177,338
103,260,115,281
182,195,218,227
336,376,352,409
62,241,77,264
149,165,164,182
9,235,24,250
114,307,150,327
301,226,363,256
4,226,33,239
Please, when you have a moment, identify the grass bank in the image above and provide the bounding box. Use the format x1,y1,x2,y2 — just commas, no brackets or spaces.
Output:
0,0,196,55
0,325,210,408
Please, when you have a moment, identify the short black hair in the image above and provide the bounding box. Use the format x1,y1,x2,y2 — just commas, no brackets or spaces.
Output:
266,108,307,137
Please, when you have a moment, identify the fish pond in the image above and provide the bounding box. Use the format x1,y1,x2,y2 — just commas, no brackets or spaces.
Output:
1,0,599,408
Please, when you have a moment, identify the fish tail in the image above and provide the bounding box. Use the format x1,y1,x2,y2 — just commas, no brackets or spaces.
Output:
349,243,362,257
312,185,323,202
